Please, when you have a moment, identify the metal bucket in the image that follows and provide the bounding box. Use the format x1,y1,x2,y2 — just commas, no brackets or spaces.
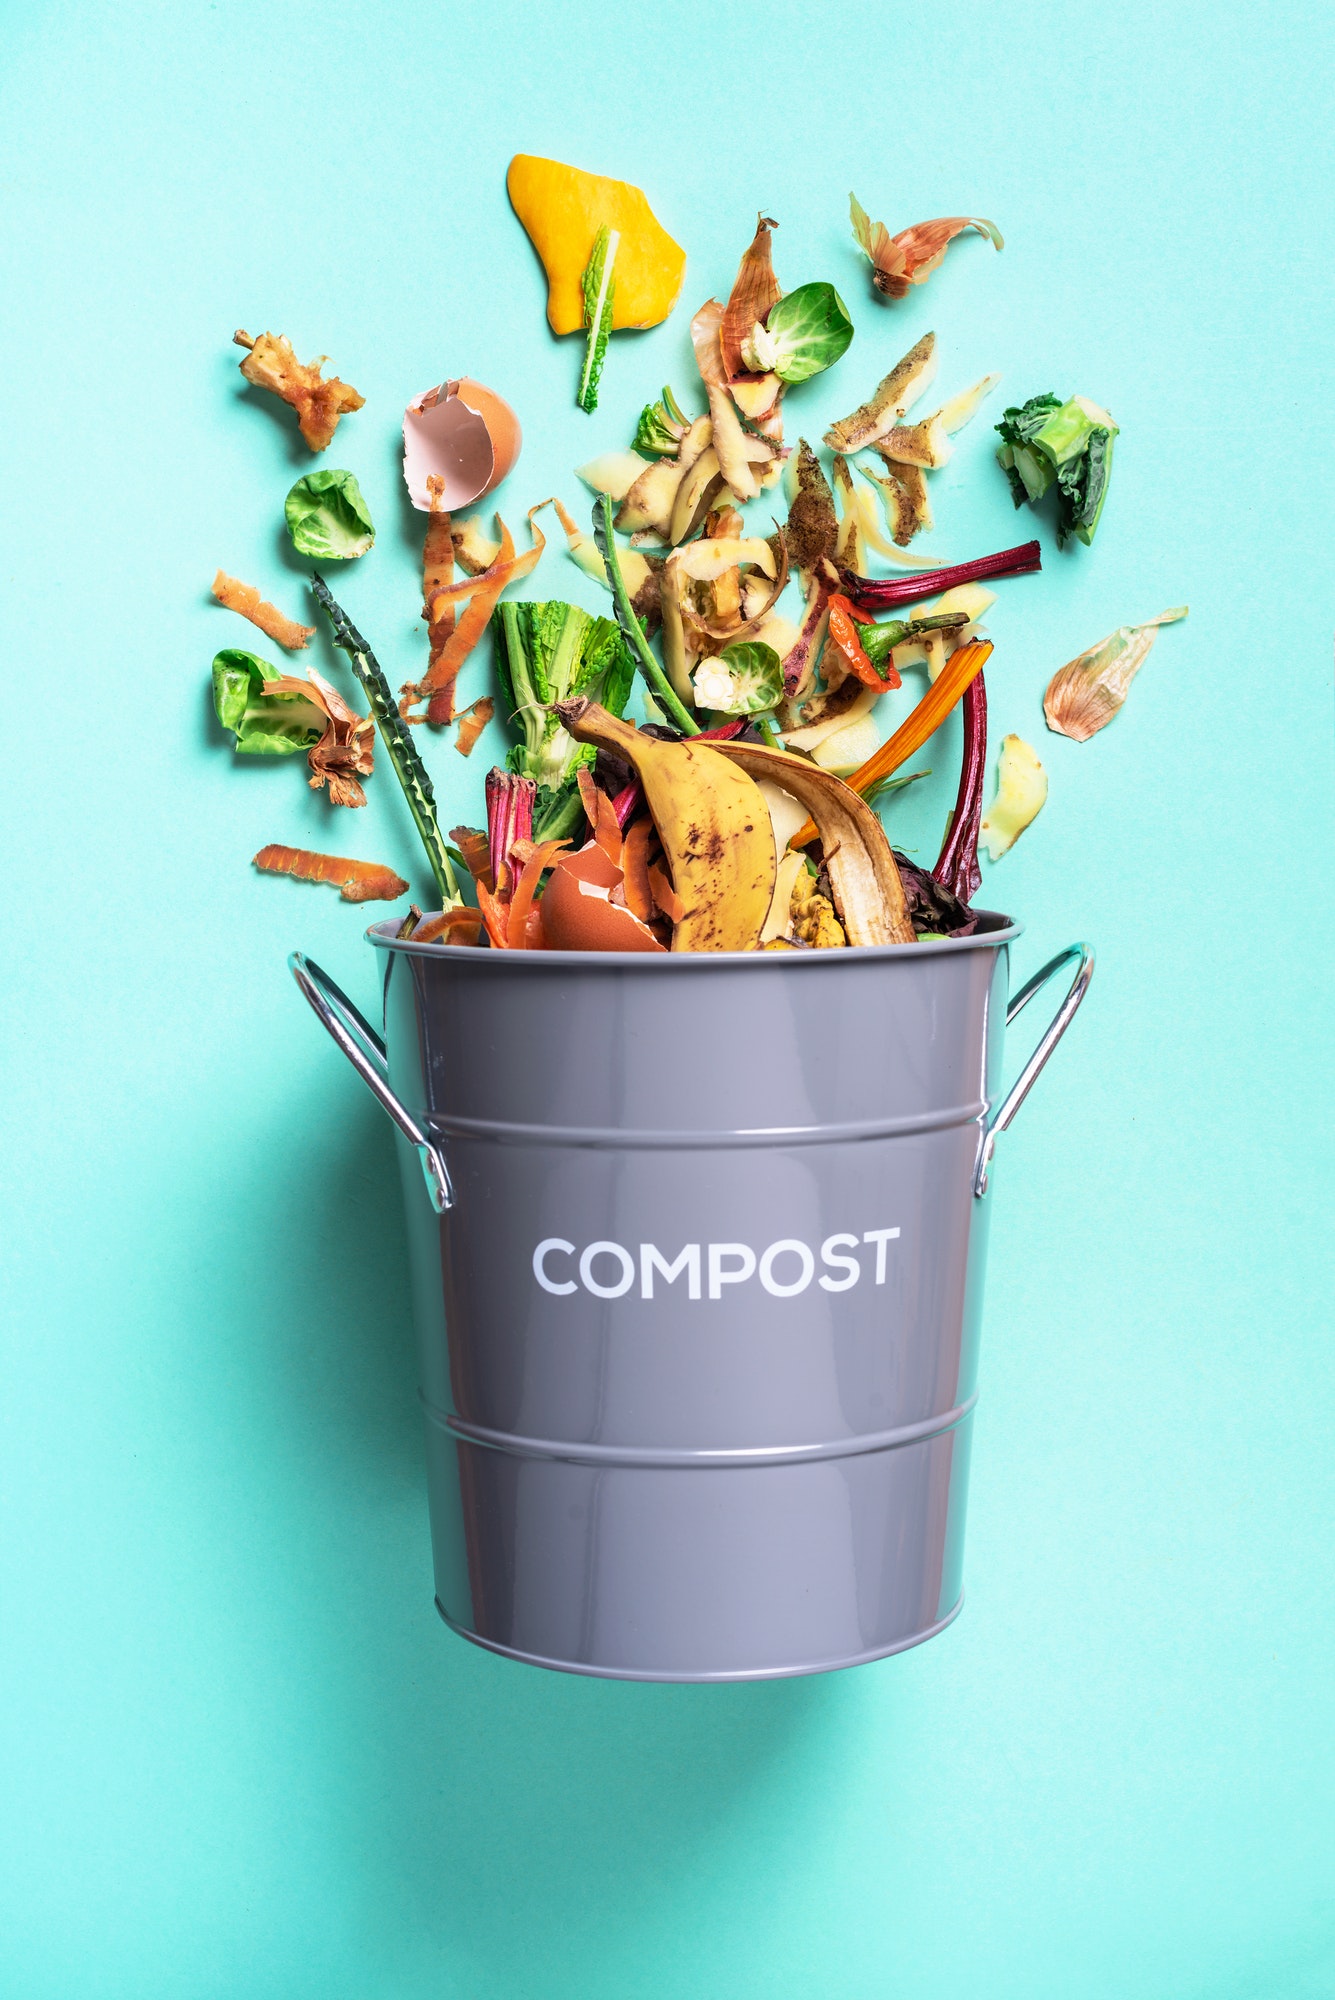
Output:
292,917,1092,1682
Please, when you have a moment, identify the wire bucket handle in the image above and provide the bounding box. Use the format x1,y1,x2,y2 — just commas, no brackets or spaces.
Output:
974,942,1095,1197
288,952,454,1214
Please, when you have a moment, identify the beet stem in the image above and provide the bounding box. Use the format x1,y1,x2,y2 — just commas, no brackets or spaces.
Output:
932,671,988,902
843,540,1041,612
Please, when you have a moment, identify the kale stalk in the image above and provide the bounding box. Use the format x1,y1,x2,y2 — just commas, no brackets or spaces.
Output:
311,574,461,908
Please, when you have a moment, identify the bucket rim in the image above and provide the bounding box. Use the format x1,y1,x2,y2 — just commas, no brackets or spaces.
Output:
367,908,1022,965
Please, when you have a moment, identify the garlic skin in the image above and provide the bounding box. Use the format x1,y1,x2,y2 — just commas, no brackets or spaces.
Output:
1044,607,1188,742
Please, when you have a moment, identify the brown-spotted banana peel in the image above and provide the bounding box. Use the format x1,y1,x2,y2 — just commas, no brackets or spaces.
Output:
555,700,776,952
708,740,915,945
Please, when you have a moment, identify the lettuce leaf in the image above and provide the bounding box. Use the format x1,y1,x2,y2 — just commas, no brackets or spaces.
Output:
494,598,636,837
284,469,375,559
211,648,324,753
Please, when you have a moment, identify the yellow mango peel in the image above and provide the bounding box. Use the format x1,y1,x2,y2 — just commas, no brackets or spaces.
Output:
507,155,686,337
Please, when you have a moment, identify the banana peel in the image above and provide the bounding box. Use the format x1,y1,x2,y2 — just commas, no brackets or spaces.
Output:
708,741,915,946
507,156,687,337
555,700,775,952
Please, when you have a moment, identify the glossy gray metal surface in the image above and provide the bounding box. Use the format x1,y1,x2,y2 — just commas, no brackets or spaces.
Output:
293,915,1090,1681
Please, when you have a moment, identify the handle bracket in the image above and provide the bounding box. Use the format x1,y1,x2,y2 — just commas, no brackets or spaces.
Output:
974,942,1094,1198
288,953,453,1214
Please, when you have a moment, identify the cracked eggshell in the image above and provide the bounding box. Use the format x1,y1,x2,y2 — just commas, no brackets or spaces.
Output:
402,378,522,512
540,843,666,954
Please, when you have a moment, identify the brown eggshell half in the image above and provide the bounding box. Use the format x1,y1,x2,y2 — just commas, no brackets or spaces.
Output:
539,842,666,954
402,377,523,512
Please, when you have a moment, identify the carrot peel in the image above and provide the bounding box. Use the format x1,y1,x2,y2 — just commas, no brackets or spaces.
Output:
253,843,408,902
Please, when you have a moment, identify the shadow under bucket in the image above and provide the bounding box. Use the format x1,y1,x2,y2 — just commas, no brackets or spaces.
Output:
292,918,1092,1681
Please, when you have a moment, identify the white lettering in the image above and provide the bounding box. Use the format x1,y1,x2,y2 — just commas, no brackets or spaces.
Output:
579,1240,636,1299
533,1238,577,1296
862,1227,901,1284
759,1239,816,1298
709,1242,757,1299
819,1233,861,1292
536,1229,902,1301
640,1243,701,1300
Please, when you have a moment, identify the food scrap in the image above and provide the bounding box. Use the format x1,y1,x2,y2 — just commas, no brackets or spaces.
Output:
214,652,373,805
578,226,618,413
253,844,407,902
400,503,548,726
996,393,1118,547
209,179,1154,941
849,199,1003,299
233,330,364,451
212,571,315,650
494,597,635,838
213,649,324,755
1044,608,1187,741
312,578,462,913
823,334,1001,550
507,154,686,336
403,378,522,513
453,696,495,757
267,668,374,807
284,470,375,560
558,698,776,952
980,736,1048,859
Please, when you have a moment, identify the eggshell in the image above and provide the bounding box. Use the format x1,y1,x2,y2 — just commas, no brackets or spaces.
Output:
402,378,522,512
540,842,666,954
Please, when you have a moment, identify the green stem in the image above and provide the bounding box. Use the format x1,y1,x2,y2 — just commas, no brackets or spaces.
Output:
593,494,700,736
310,574,461,908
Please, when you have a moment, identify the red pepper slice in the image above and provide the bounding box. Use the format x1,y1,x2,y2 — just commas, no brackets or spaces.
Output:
827,595,900,690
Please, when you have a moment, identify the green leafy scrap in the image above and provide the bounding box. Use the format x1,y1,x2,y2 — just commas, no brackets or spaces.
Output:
284,469,375,559
212,648,323,754
577,226,618,414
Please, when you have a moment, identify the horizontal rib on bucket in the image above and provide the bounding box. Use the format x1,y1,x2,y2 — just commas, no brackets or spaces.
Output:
292,916,1092,1681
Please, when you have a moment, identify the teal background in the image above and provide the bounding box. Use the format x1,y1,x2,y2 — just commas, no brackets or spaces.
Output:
2,1,1332,1993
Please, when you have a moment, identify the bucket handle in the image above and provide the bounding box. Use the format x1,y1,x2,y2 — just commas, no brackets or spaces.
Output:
974,942,1095,1198
287,952,454,1215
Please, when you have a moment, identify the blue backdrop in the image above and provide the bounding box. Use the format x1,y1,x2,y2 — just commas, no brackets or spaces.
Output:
3,2,1332,1994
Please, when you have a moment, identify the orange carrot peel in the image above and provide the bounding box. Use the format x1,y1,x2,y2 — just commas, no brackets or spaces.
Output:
253,844,408,902
410,907,485,945
212,570,315,650
577,767,624,865
453,696,494,757
400,504,548,726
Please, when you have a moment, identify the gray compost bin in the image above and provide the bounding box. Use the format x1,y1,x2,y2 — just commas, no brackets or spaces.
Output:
292,917,1092,1681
